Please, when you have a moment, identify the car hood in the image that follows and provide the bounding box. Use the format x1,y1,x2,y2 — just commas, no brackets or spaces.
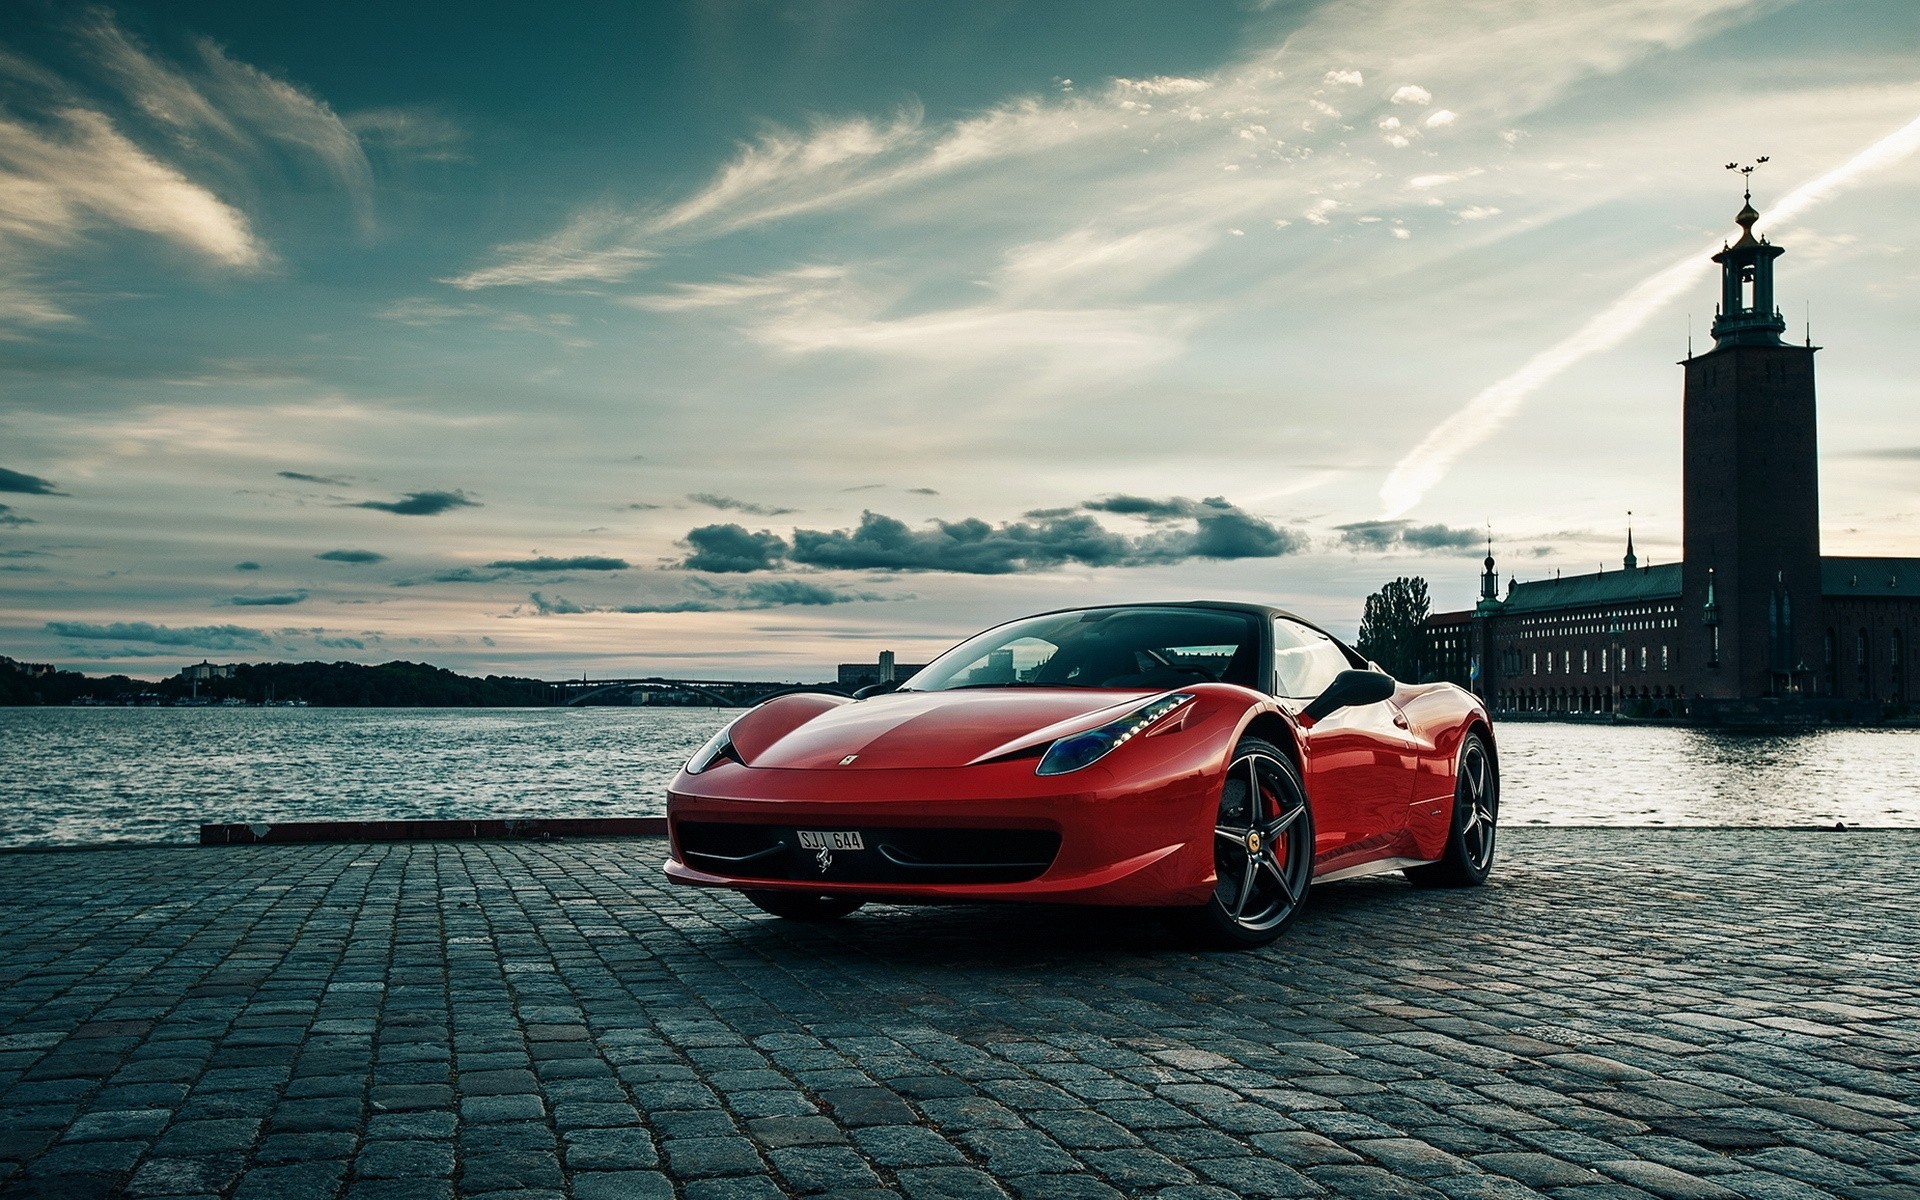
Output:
734,688,1162,770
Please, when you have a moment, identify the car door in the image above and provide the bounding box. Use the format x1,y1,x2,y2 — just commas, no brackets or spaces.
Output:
1273,618,1419,870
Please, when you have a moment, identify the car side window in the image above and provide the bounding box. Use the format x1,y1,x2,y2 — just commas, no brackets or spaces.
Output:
1272,619,1351,699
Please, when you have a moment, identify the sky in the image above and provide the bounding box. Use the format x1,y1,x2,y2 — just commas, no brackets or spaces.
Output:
3,0,1918,681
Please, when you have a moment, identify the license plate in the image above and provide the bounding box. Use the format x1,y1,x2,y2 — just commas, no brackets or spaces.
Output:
797,830,864,851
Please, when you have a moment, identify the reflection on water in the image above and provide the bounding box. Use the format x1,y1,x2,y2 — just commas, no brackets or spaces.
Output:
2,707,1917,848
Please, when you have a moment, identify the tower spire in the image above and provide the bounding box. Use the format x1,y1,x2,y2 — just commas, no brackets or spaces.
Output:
1623,512,1637,571
1711,158,1786,347
1480,529,1499,602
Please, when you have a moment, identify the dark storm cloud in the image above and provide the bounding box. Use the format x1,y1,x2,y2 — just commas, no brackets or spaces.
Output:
523,579,886,616
316,549,387,564
1082,494,1200,521
1143,499,1308,560
234,561,262,571
679,524,790,573
0,504,33,527
226,592,309,606
791,512,1133,574
0,467,62,495
908,487,939,495
279,471,350,486
353,490,480,516
1022,507,1078,519
1336,519,1483,552
484,555,630,572
701,499,1306,575
45,621,272,649
688,493,798,516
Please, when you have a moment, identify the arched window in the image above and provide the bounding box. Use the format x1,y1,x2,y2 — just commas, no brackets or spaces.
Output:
1858,630,1872,699
1893,630,1906,704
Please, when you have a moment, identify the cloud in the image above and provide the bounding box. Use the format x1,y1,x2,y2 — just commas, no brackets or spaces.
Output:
1323,70,1365,86
1113,77,1212,97
1425,109,1458,128
1381,108,1920,517
1336,519,1483,552
445,206,654,289
0,107,264,270
1082,494,1201,521
689,498,1308,575
353,490,480,516
483,555,630,572
316,548,386,564
1391,85,1433,105
0,504,35,527
233,560,260,570
0,467,62,494
522,578,888,616
45,620,270,649
688,492,798,516
83,13,374,229
345,105,465,162
1842,446,1920,460
679,524,790,573
278,471,348,485
226,591,308,606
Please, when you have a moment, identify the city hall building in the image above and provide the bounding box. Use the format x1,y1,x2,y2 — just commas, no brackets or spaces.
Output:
1429,196,1920,718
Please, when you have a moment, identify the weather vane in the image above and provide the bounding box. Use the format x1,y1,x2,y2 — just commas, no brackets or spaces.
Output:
1725,156,1770,203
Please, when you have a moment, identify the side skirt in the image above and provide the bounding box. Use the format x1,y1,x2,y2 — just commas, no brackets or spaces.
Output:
1313,856,1436,884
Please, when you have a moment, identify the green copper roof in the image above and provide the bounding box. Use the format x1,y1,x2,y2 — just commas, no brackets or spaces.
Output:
1497,562,1682,614
1823,557,1920,599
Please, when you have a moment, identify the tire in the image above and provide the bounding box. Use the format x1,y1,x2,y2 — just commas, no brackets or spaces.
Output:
743,890,867,921
1180,736,1315,949
1405,730,1497,888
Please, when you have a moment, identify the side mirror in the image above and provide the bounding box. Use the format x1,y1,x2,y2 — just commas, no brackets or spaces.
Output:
1300,669,1396,725
852,680,902,699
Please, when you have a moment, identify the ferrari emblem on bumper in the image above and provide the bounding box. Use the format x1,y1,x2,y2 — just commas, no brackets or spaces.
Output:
814,847,833,873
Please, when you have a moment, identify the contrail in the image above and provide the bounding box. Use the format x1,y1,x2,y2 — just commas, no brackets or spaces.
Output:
1378,109,1920,519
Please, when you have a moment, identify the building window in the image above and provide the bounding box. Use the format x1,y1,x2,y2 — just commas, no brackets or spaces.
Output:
1661,644,1670,671
1824,629,1837,695
1581,649,1590,674
1531,652,1538,676
1546,652,1553,674
1858,630,1871,699
1564,650,1571,674
1893,630,1906,704
1639,646,1648,672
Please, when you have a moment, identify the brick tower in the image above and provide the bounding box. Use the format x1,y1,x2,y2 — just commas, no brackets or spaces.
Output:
1680,186,1822,698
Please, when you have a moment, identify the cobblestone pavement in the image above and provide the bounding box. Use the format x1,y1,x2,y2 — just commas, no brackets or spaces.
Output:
0,830,1916,1200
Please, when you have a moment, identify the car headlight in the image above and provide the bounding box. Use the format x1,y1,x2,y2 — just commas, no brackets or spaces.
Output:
686,722,741,774
1036,693,1193,777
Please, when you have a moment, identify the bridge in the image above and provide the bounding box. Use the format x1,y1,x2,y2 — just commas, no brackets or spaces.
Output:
548,677,853,708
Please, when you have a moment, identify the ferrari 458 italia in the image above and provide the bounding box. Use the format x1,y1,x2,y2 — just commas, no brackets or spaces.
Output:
665,601,1497,947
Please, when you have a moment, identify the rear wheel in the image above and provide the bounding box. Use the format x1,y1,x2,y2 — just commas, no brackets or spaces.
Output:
1180,737,1314,949
743,890,866,921
1405,731,1497,888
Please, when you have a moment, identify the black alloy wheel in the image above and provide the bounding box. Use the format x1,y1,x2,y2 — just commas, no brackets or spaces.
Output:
743,890,867,921
1183,736,1315,948
1406,730,1498,887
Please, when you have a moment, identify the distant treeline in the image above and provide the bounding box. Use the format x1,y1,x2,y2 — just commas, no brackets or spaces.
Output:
0,658,560,707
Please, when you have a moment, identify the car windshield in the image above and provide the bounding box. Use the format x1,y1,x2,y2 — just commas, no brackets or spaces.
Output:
904,606,1260,692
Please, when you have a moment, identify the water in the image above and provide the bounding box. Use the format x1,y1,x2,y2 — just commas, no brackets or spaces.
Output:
2,708,1918,849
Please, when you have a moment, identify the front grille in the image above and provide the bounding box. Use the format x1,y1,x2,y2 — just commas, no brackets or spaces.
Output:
676,821,1060,885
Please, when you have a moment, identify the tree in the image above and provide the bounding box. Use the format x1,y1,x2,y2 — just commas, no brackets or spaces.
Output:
1357,576,1430,681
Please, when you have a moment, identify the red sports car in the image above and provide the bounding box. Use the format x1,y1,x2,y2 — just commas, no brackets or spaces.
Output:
664,601,1497,947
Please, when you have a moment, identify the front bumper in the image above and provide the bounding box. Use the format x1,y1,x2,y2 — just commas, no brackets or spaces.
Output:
662,759,1217,907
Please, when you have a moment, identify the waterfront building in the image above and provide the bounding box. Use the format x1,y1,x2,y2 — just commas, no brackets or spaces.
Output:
1430,197,1920,717
179,661,236,683
836,653,929,690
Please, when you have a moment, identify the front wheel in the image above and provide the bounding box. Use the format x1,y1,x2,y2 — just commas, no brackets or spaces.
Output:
1405,730,1497,888
1180,737,1315,949
743,890,866,921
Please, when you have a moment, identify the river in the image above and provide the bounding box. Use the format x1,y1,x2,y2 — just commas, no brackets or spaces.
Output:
3,707,1917,849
